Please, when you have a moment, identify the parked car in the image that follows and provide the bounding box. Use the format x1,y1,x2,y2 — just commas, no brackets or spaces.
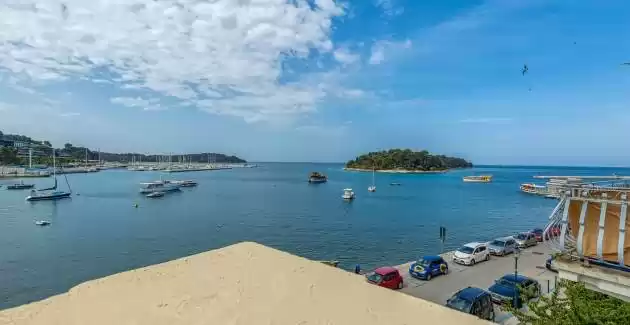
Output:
366,266,404,289
488,237,518,256
531,228,544,242
446,287,495,321
409,255,448,280
545,256,557,272
452,242,490,266
513,232,537,248
487,274,541,308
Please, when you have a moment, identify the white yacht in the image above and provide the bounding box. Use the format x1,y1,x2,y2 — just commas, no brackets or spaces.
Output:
342,188,355,200
139,180,181,194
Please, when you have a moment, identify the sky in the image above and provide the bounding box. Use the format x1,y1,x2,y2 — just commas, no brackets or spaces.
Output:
0,0,629,165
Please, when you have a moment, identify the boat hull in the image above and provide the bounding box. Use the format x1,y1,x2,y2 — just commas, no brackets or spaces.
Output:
26,192,71,201
308,178,327,183
7,185,35,190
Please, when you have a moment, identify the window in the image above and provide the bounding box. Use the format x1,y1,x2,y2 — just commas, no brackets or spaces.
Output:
477,246,486,253
471,301,481,316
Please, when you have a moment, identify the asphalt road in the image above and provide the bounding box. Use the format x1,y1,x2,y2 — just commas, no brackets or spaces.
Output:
393,243,559,324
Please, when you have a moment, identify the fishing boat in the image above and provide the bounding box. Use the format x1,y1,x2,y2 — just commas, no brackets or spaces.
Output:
308,172,327,183
6,181,35,190
342,188,355,200
462,175,493,183
139,180,180,194
146,191,165,198
34,220,51,226
26,149,72,201
368,168,376,192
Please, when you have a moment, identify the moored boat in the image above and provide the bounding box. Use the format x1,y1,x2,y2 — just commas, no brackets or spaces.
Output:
7,181,35,190
139,180,181,194
146,191,165,198
308,172,327,183
520,183,548,196
34,220,51,226
26,149,72,201
342,188,355,200
171,180,198,187
462,175,492,183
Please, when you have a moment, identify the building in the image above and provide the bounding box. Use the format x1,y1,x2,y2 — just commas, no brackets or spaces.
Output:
0,242,490,325
545,185,630,301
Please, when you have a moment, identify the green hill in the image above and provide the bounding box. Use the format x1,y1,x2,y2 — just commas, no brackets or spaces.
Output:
345,149,472,171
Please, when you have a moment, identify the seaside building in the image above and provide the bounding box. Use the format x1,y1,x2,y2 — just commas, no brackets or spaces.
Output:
545,185,630,301
0,242,490,325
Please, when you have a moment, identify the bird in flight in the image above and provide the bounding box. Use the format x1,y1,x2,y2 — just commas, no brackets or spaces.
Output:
522,64,528,75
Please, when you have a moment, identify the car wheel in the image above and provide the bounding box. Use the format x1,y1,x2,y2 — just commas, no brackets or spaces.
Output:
426,273,432,281
443,267,449,275
470,259,476,266
485,254,490,261
490,310,495,322
397,281,403,289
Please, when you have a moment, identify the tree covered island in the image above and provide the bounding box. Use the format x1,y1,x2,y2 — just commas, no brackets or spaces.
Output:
345,149,472,173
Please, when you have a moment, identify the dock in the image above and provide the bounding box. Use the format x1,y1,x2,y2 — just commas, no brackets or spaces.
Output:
392,244,556,324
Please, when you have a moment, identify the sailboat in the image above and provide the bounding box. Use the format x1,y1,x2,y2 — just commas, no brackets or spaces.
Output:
26,149,72,201
368,167,376,192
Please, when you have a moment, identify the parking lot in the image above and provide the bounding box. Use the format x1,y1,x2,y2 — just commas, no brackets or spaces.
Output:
393,244,558,324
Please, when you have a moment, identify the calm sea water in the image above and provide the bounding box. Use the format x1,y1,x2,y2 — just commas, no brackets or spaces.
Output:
0,163,627,308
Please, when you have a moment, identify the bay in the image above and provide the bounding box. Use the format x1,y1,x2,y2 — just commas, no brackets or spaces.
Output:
0,163,626,309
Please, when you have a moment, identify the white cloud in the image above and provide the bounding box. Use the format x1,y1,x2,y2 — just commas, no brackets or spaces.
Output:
369,39,412,65
374,0,404,17
59,112,80,117
110,96,162,111
333,47,360,65
458,117,513,124
0,0,348,122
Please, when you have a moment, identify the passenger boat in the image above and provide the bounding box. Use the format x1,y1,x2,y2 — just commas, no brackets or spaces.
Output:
26,150,72,201
34,220,51,226
308,172,327,183
146,191,165,198
139,180,181,194
342,188,355,200
462,175,492,183
6,181,35,190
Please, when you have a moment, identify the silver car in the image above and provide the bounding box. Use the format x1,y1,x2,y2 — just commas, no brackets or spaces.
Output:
488,237,517,256
513,232,537,248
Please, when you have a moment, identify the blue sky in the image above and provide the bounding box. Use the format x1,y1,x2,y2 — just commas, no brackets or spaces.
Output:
1,0,629,165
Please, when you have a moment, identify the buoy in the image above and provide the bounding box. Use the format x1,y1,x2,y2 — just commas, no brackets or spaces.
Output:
134,203,139,208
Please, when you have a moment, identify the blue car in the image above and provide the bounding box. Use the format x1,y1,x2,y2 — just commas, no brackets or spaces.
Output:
446,287,495,321
488,274,540,308
409,255,448,280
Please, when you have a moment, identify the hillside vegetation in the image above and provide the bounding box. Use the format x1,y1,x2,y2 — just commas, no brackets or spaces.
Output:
345,149,472,171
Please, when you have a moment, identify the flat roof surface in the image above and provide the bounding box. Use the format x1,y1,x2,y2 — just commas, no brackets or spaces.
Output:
0,242,490,325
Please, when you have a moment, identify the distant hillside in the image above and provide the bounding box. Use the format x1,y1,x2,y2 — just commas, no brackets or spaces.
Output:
345,149,472,171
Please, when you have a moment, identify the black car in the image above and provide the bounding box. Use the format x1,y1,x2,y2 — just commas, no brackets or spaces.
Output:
446,287,495,321
488,274,540,308
546,256,557,272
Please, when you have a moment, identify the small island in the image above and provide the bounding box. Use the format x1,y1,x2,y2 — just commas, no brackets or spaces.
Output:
345,149,472,173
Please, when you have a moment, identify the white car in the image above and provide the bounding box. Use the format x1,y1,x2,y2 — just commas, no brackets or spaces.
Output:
452,242,490,266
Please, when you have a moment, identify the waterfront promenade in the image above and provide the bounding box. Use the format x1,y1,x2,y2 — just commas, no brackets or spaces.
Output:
394,244,556,324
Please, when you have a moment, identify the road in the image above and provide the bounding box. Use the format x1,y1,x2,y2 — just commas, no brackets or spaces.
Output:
393,244,558,324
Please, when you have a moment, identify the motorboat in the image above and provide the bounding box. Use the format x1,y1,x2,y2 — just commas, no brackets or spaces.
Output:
7,181,35,190
146,191,165,198
308,172,327,183
462,175,492,183
34,220,51,226
171,180,198,187
139,180,181,194
342,188,355,200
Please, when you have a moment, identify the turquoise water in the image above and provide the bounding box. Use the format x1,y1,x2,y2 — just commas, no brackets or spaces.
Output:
0,164,627,308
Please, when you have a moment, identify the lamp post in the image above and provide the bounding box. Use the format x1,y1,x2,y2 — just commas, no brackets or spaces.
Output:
513,248,521,308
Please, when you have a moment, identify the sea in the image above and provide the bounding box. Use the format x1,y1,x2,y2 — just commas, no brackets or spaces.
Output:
0,163,627,309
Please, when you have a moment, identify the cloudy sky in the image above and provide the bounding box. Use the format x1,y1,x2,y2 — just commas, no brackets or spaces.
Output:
1,0,629,165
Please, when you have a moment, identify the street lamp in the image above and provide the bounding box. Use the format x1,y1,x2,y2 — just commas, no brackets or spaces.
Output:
513,248,521,308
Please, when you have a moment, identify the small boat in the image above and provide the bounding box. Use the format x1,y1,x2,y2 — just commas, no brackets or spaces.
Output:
462,175,492,183
34,220,51,226
319,260,340,267
7,181,35,190
342,188,355,200
308,172,328,183
368,168,376,192
26,150,72,201
520,183,548,195
139,180,181,194
146,191,165,198
172,180,198,187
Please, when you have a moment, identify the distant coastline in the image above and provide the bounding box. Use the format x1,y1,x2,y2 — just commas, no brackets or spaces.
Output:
344,167,449,174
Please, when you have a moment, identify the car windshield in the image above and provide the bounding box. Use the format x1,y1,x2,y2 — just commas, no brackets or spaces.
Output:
496,278,518,287
490,240,505,246
366,273,383,283
416,258,432,266
458,246,474,254
515,233,528,240
446,296,472,313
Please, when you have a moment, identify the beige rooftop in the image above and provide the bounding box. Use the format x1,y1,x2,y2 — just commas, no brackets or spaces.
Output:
0,242,489,325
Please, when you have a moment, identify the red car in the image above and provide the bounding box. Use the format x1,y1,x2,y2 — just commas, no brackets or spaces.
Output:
366,266,404,289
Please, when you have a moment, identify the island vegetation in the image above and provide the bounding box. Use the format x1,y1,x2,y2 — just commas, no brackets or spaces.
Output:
0,130,246,165
345,149,472,172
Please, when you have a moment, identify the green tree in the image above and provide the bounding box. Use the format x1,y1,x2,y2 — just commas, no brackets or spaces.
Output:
0,147,19,165
504,279,630,325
